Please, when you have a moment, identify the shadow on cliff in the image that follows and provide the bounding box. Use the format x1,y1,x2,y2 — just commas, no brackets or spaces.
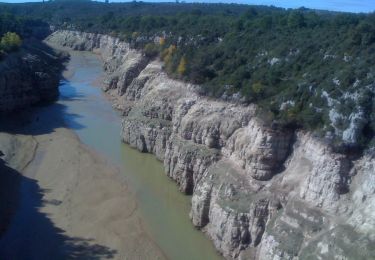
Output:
0,81,85,135
0,158,117,259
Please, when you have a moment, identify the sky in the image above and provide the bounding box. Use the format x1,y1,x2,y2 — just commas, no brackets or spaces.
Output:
1,0,374,13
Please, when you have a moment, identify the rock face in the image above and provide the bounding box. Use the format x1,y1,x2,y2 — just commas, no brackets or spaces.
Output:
47,30,375,260
0,40,65,113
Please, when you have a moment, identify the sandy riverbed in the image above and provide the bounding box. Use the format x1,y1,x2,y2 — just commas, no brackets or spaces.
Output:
0,126,165,259
0,48,166,259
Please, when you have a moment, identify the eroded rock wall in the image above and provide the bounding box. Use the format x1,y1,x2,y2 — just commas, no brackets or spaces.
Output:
47,30,375,260
0,41,65,113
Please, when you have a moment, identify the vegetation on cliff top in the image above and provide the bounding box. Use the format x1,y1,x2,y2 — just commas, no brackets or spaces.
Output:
0,32,22,53
1,1,375,149
0,12,50,58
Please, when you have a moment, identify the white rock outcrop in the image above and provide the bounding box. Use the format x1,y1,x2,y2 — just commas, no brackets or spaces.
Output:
47,30,375,260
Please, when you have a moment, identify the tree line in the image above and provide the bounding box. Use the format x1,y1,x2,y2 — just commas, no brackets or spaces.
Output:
2,2,375,148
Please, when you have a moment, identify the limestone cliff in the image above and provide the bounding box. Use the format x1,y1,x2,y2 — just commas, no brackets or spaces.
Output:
46,30,375,260
0,40,65,113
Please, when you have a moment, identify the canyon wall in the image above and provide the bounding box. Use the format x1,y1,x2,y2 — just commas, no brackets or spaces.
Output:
46,30,375,260
0,40,65,113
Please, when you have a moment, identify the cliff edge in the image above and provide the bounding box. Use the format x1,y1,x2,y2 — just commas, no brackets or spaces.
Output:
47,30,375,260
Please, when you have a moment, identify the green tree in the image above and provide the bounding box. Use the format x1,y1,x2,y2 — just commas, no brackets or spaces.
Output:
143,43,159,57
288,11,305,28
252,82,265,95
0,32,22,52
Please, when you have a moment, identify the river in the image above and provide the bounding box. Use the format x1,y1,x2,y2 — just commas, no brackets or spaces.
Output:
56,51,221,260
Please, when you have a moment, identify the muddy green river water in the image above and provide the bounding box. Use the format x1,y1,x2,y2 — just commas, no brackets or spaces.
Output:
59,51,221,260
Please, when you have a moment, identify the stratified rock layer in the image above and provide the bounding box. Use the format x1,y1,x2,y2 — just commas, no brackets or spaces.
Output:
47,30,375,260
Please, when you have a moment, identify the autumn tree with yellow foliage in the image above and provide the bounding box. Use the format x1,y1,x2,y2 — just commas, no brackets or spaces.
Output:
159,37,165,46
177,56,187,76
161,44,177,73
162,44,176,63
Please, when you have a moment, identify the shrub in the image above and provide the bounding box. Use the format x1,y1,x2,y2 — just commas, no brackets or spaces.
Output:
0,32,22,52
143,43,159,58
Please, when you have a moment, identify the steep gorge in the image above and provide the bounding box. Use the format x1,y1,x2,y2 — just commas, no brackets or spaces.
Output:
46,30,375,260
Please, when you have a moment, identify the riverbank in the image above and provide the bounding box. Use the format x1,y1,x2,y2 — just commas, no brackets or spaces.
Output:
0,52,166,259
0,127,165,259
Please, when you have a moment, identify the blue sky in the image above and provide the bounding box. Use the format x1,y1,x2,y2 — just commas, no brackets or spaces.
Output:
1,0,374,13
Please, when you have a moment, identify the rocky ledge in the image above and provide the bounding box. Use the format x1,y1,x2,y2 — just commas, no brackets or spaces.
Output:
0,40,66,113
47,30,375,260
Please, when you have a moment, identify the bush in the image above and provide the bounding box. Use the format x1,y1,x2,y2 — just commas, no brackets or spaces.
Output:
0,32,22,52
143,43,159,58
